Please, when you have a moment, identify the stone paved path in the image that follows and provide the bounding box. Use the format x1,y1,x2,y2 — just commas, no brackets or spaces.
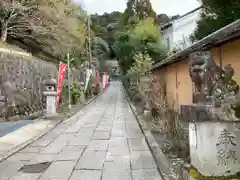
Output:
0,81,162,180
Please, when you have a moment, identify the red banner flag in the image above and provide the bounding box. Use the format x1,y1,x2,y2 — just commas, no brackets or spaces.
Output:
56,63,67,105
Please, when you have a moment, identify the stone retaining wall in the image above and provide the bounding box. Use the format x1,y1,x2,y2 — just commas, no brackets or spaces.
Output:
0,51,58,121
0,50,89,121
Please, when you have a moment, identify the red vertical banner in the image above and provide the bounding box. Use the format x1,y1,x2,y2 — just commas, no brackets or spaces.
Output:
56,63,67,105
95,72,100,87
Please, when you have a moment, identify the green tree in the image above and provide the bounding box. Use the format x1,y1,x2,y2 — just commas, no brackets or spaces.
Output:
192,0,240,41
0,0,50,42
91,37,110,60
0,0,89,64
122,0,156,25
130,18,166,61
91,11,122,58
113,30,135,74
114,18,166,73
156,14,170,25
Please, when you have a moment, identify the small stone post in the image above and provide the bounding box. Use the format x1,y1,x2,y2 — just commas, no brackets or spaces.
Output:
43,74,57,117
181,51,240,179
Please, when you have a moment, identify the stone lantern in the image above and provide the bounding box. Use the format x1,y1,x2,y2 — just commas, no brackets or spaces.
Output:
43,74,57,117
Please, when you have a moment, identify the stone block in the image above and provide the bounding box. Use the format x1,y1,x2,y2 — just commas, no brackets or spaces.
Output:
104,155,130,172
131,151,157,170
64,122,84,133
9,153,38,162
8,173,41,180
132,169,162,180
39,161,76,180
70,170,102,180
67,136,90,146
107,146,130,156
76,127,95,138
0,161,25,180
95,125,112,131
56,146,85,161
20,147,43,153
75,150,107,170
41,134,74,154
92,131,111,140
128,138,149,151
102,171,132,180
87,140,109,151
28,154,58,165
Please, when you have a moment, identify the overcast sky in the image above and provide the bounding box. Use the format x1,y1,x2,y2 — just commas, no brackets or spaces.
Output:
73,0,201,16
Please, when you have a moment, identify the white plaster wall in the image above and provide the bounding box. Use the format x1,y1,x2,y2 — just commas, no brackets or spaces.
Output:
172,9,201,49
162,26,174,51
190,121,240,177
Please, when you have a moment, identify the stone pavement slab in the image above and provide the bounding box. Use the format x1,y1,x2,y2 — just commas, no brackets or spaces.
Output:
8,172,41,180
87,140,109,151
92,131,111,140
8,152,38,162
28,154,58,164
39,161,76,180
131,151,157,170
20,146,43,153
56,146,85,161
67,135,90,146
95,125,112,131
104,155,130,172
75,150,107,170
41,133,74,154
0,161,25,180
102,171,132,180
70,170,102,180
128,138,149,151
132,169,162,180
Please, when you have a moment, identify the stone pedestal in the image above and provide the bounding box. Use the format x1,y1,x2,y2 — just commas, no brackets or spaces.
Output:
181,105,240,179
189,121,240,177
43,91,57,117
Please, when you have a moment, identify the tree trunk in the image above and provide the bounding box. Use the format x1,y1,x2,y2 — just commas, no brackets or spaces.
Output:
1,28,7,42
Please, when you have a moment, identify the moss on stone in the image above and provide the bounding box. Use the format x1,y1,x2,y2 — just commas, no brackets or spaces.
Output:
188,166,240,180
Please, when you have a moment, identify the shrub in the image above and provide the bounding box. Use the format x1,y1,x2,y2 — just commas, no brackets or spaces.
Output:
61,81,84,105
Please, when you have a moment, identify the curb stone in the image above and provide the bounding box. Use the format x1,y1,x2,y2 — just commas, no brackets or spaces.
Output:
0,89,106,163
123,87,177,180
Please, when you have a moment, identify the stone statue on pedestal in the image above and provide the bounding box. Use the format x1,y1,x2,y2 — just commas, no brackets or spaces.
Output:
181,51,240,179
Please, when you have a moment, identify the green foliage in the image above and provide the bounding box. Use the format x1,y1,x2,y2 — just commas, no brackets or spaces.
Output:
189,166,240,180
0,0,89,63
61,81,84,105
156,14,170,25
128,53,152,76
192,0,240,41
70,82,84,105
124,53,152,100
113,30,134,74
122,0,157,25
93,84,101,95
91,37,110,60
114,17,166,73
167,47,178,57
91,11,122,57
